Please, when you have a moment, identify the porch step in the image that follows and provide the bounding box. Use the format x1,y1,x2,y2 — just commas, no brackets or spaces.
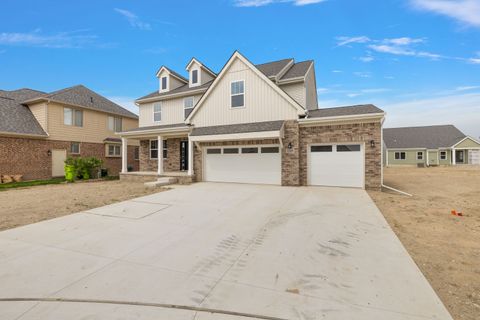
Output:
144,177,178,188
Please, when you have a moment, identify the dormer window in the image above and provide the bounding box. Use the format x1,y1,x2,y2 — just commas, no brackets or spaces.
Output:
161,76,168,91
191,70,198,85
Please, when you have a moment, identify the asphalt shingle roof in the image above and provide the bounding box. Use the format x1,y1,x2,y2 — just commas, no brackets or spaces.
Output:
121,123,188,133
36,85,138,119
137,81,212,102
0,89,48,136
280,60,313,80
307,104,384,118
190,120,284,136
256,59,293,78
384,125,466,149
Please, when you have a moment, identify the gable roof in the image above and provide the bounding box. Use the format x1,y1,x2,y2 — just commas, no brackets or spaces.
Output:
256,58,293,78
185,57,217,77
185,51,306,123
383,125,466,149
190,120,284,136
24,85,138,119
137,80,212,102
156,66,188,83
280,60,313,81
0,89,48,136
308,104,384,118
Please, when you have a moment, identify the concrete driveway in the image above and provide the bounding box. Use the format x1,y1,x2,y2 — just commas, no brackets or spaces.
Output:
0,183,452,320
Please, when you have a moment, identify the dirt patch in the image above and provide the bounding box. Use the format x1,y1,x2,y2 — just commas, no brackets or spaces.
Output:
0,180,163,231
369,166,480,320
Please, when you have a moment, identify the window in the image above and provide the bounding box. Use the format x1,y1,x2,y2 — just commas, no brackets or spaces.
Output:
311,145,332,152
163,139,168,159
150,140,158,159
108,116,122,132
231,80,245,108
153,103,162,122
417,151,423,160
191,70,198,84
161,76,168,90
337,144,361,152
223,148,239,154
107,144,121,157
71,142,80,154
184,97,194,109
64,108,83,127
395,152,406,160
440,151,447,160
207,148,221,154
242,147,258,154
134,146,139,160
261,147,279,153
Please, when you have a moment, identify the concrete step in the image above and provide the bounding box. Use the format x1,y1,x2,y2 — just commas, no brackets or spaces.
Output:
144,177,178,188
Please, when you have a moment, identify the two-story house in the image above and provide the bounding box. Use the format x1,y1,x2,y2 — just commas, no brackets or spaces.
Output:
0,85,139,180
119,51,385,189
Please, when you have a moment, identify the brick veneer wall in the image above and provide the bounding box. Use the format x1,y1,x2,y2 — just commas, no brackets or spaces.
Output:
0,136,138,181
139,137,186,172
298,121,382,190
281,121,300,186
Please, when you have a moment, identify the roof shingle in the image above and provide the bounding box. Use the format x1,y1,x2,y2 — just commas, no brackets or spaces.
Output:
383,125,466,149
190,120,284,136
307,104,384,118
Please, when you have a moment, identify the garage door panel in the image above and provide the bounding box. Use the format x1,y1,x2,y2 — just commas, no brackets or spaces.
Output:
309,144,364,188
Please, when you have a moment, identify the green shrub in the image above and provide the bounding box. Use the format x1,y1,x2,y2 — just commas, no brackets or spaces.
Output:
64,156,103,181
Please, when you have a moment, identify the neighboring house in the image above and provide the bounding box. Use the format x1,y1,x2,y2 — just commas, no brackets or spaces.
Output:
384,125,480,166
118,51,385,189
0,85,139,180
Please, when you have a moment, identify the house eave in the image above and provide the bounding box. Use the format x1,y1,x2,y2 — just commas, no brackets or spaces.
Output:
136,88,208,104
299,112,385,125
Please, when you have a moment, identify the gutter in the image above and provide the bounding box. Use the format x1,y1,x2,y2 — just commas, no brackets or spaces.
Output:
298,112,385,124
116,126,191,137
136,88,208,104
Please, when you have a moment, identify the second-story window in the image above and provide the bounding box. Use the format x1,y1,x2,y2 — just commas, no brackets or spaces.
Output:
108,116,122,132
191,70,198,84
153,103,162,122
161,76,168,90
184,97,194,118
64,107,83,127
231,80,245,108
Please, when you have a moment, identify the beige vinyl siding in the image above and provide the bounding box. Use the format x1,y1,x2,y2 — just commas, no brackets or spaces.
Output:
28,102,48,132
46,102,138,144
158,69,185,92
191,58,298,127
280,82,305,108
455,137,480,149
387,149,426,165
188,60,215,86
138,94,202,127
305,65,318,110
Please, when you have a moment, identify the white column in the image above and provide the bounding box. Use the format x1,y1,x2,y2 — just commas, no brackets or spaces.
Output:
452,148,456,165
426,150,429,167
157,136,164,175
121,137,128,173
188,138,194,176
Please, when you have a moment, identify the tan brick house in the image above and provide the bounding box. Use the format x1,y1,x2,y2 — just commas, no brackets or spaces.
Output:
0,85,139,180
119,52,385,189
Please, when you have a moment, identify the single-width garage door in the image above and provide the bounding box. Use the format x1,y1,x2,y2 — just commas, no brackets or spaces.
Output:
204,145,281,185
308,143,364,188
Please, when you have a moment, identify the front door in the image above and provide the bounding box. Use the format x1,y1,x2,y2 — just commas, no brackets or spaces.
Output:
455,150,464,163
52,149,67,177
180,140,188,171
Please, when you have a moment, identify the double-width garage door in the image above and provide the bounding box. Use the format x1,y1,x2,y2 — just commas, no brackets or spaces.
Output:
204,145,281,185
308,143,364,188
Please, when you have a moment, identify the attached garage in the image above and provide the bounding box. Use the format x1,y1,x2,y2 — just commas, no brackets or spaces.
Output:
308,143,365,188
204,145,281,185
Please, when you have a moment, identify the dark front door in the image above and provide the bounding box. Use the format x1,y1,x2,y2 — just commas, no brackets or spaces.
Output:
180,140,188,171
455,150,464,163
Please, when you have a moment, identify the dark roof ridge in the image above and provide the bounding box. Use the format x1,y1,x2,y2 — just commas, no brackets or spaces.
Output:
255,58,294,66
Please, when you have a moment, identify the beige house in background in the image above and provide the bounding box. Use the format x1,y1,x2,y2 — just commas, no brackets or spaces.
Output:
118,51,385,189
0,85,139,180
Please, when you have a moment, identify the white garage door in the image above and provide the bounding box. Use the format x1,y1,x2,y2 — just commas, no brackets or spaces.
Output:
308,143,364,188
204,145,281,185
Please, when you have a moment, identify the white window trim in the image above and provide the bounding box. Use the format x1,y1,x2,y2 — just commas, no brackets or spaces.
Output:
106,144,122,157
71,142,81,155
395,151,406,160
153,103,162,123
230,80,245,109
440,151,447,160
149,139,159,159
190,69,200,87
184,97,194,110
417,151,423,160
108,116,122,132
64,107,83,127
160,76,168,92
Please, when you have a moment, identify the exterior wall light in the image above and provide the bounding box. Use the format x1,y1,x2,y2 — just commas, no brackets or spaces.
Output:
47,150,52,156
288,142,293,149
370,140,375,148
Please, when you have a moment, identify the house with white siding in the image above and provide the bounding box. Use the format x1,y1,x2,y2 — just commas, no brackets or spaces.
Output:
118,51,385,189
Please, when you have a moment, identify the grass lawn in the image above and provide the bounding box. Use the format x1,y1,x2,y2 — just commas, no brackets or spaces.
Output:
0,177,66,190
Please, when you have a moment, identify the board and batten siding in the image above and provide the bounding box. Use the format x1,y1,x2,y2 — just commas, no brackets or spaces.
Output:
46,102,138,144
191,58,299,127
138,94,202,127
280,82,305,108
28,102,48,132
305,64,318,110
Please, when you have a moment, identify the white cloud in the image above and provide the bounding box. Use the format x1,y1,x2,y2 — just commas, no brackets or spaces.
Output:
410,0,480,27
317,87,329,93
108,96,139,115
336,36,370,47
332,70,343,73
353,71,372,78
358,55,374,62
0,30,98,48
361,88,391,93
456,86,480,91
468,57,480,64
234,0,326,6
114,8,151,30
384,37,425,45
383,93,480,137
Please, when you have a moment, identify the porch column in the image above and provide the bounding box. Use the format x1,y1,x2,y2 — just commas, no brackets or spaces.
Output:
121,137,128,173
452,148,456,165
158,136,164,175
188,138,194,176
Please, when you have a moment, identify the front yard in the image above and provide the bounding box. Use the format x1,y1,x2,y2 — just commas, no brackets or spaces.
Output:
369,166,480,320
0,180,162,231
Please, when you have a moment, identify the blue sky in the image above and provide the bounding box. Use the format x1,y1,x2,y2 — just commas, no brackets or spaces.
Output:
1,0,479,136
